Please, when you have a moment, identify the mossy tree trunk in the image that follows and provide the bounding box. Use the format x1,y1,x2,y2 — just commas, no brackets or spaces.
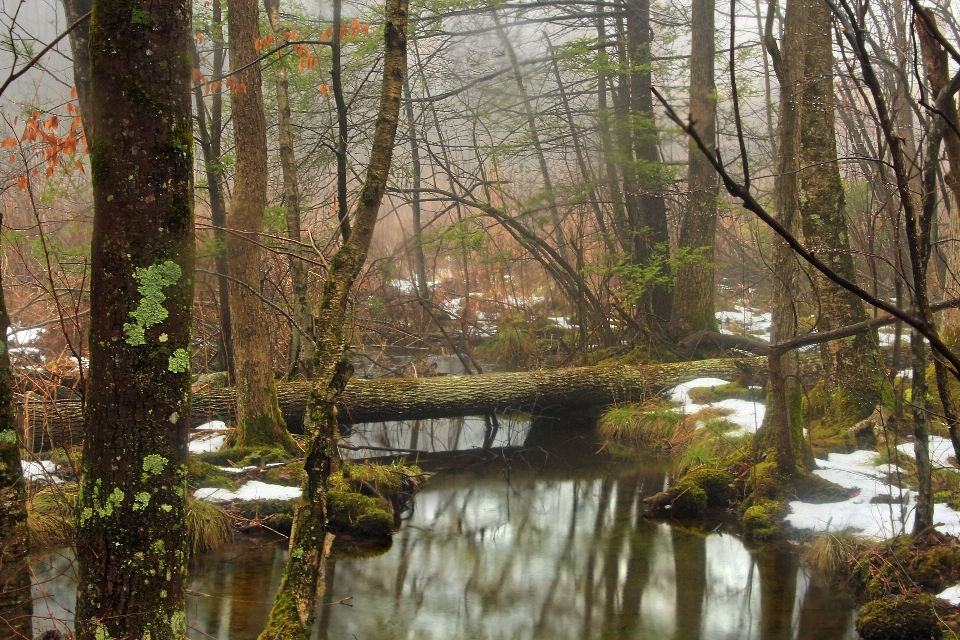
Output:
226,0,296,452
265,0,315,379
798,0,882,420
0,278,30,639
671,0,718,338
74,2,195,638
259,0,408,636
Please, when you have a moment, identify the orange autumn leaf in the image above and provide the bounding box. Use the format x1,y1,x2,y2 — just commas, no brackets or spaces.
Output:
71,86,77,99
197,32,204,43
17,175,27,190
75,160,84,173
2,138,16,148
254,37,262,52
7,155,13,163
321,28,332,42
209,81,220,93
192,68,204,83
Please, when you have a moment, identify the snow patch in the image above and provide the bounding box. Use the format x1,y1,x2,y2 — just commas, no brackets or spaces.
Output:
897,436,957,471
194,481,301,503
715,306,772,342
188,433,225,454
938,584,960,605
669,378,765,436
21,460,62,484
785,451,960,539
195,420,228,431
8,326,43,345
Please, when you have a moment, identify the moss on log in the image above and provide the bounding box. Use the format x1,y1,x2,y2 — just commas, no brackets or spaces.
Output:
20,355,814,451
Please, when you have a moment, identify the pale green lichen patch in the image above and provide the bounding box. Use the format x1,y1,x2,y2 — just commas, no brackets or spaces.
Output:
0,429,16,444
123,261,182,346
168,348,189,373
142,454,168,481
133,491,151,511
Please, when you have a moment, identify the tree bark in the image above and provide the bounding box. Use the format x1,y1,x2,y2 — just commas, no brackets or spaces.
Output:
61,0,93,118
671,0,719,337
0,276,30,639
265,0,315,379
75,2,195,637
260,0,409,636
226,0,295,452
798,0,882,419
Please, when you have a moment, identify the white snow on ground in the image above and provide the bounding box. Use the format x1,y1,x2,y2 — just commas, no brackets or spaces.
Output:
8,326,43,345
878,329,911,347
669,378,766,436
898,436,957,470
195,420,227,431
716,305,772,342
21,460,62,484
785,451,960,539
188,433,225,454
938,584,960,605
194,481,301,503
217,465,257,474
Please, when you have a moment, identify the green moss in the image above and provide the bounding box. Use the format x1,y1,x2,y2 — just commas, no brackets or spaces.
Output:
185,457,236,490
258,588,308,640
327,491,394,538
678,468,734,508
262,461,306,487
686,382,761,405
856,595,944,640
855,533,960,599
200,445,290,467
742,499,782,540
794,471,850,504
666,484,708,519
123,261,182,346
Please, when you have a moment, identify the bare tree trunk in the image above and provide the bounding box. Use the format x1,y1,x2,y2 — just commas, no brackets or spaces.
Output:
403,76,429,301
226,0,295,452
260,0,409,636
265,0,315,378
75,2,195,637
671,0,719,338
332,0,351,243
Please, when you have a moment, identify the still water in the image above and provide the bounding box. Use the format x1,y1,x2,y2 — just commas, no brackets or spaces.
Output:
32,416,858,639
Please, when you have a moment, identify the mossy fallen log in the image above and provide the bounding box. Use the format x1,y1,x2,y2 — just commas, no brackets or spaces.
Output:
19,355,818,451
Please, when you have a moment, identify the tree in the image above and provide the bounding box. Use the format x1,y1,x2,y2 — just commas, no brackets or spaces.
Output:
226,0,296,452
260,0,409,635
74,2,195,638
797,0,882,419
671,0,719,338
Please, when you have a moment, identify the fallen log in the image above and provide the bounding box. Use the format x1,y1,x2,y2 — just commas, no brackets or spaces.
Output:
18,355,808,451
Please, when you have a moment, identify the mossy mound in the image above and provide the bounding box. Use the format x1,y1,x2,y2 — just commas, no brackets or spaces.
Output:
262,461,305,487
856,531,960,598
679,468,734,508
186,456,238,490
794,471,850,504
742,498,782,541
199,445,292,467
856,595,945,640
687,382,761,405
327,491,394,538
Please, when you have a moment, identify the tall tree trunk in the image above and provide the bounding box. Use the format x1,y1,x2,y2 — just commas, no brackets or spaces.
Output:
331,0,351,243
62,0,93,116
626,0,672,327
798,0,881,420
0,281,30,640
766,0,806,474
74,2,195,638
403,76,429,301
265,0,315,378
226,0,295,452
671,0,718,338
259,0,408,636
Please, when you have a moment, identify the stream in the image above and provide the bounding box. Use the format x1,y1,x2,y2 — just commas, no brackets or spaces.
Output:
31,414,859,639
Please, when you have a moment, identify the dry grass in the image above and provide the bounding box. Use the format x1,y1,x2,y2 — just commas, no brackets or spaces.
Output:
186,497,232,553
802,531,873,587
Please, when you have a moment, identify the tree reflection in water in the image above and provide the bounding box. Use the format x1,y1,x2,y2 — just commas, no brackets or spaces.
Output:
30,416,858,639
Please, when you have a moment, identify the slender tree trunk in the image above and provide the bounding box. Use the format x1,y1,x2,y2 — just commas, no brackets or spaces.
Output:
798,0,882,419
912,329,934,532
0,280,30,640
403,76,429,300
766,0,806,474
332,0,351,243
493,13,569,263
626,0,672,327
259,1,408,636
226,0,295,452
190,38,234,381
211,0,233,381
75,3,195,638
265,0,315,378
62,0,93,116
671,0,719,338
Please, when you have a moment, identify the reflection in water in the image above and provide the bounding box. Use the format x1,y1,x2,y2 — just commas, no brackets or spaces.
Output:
31,419,858,639
342,414,531,456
